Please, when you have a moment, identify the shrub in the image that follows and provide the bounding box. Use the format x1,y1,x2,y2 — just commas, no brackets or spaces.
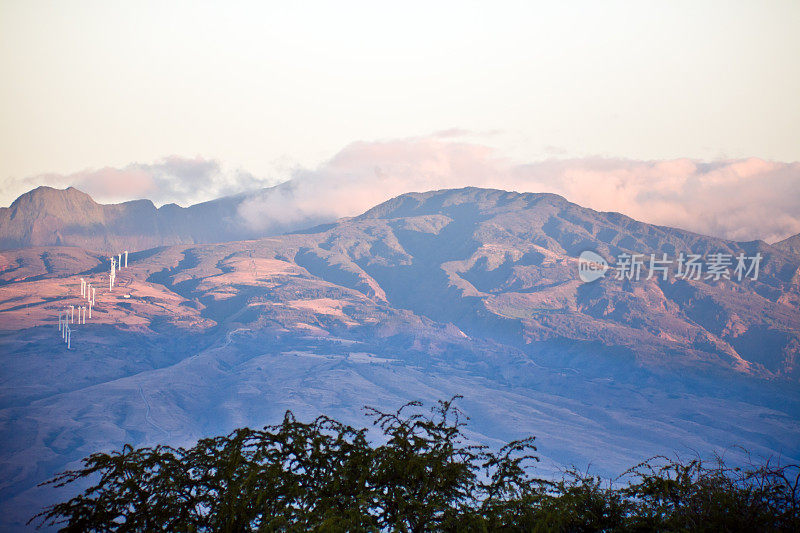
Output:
33,397,800,532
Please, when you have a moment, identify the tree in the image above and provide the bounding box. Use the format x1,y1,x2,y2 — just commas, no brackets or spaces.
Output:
32,397,539,532
32,397,800,532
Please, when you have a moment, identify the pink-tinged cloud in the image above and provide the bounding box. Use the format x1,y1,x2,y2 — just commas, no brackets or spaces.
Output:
7,156,268,207
5,138,799,243
238,139,800,243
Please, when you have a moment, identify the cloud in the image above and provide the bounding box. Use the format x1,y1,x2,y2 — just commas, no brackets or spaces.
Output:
3,138,799,243
236,138,506,233
238,138,800,243
514,157,800,243
431,128,471,138
3,156,271,207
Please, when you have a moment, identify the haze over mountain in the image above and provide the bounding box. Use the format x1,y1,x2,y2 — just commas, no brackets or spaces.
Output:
0,184,331,253
4,147,800,251
1,187,799,530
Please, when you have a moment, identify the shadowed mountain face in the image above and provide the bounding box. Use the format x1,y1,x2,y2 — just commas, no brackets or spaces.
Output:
0,185,332,253
1,187,799,530
776,233,800,259
303,188,800,378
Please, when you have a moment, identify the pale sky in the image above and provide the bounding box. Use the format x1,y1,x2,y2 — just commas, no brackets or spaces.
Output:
1,1,799,208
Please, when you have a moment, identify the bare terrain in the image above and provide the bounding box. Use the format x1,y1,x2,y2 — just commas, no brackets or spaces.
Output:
1,187,799,530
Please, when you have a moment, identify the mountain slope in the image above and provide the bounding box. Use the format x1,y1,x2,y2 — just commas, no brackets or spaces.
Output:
301,187,800,377
775,233,800,258
1,187,799,530
0,185,331,253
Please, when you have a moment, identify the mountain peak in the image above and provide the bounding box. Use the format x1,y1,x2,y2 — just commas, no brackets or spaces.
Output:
7,185,98,215
356,187,570,220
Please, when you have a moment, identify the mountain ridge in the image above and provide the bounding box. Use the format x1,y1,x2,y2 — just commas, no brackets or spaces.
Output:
1,186,799,529
3,186,798,378
0,185,267,252
0,185,784,254
775,232,800,257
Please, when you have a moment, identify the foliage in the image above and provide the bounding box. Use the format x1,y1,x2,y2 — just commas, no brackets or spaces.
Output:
33,397,800,532
622,451,800,532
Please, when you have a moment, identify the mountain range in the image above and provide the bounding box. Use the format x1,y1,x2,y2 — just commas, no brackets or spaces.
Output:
0,184,327,252
1,186,799,530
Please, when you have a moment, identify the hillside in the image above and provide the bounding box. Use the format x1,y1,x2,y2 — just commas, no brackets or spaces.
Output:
775,233,800,258
0,184,329,252
1,187,799,529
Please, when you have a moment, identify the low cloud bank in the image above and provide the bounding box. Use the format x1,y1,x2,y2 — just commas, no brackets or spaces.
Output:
239,138,800,244
3,156,270,207
4,138,799,243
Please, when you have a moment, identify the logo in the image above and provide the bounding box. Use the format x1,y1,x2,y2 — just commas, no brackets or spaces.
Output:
578,250,609,282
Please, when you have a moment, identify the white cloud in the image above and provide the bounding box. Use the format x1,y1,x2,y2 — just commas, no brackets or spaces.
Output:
238,137,800,243
3,138,799,243
2,156,273,207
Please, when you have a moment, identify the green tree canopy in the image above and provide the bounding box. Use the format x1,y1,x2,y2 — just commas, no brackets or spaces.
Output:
34,397,800,532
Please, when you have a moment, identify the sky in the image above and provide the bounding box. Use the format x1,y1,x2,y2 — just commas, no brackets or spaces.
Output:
1,1,799,240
